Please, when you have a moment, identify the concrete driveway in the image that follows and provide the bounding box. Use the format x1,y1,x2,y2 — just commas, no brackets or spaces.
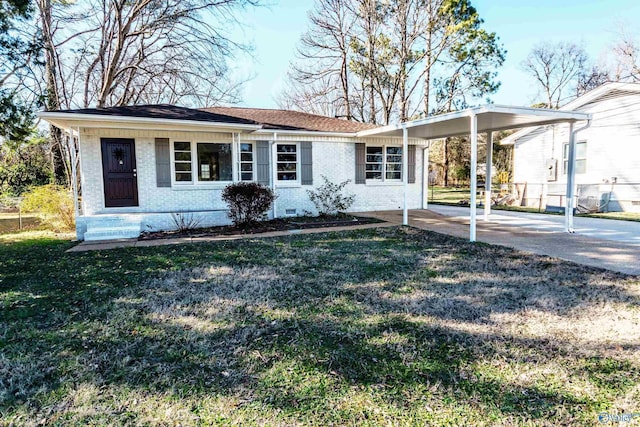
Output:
361,206,640,276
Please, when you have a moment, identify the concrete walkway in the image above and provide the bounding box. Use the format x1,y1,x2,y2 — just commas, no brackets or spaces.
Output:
361,207,640,276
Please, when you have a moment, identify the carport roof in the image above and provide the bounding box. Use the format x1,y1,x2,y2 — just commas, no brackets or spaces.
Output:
356,104,590,139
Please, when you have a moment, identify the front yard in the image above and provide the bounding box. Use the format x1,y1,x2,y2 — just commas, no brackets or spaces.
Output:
1,228,639,425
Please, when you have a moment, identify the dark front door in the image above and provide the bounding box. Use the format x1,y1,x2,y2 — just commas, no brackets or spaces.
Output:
101,138,139,207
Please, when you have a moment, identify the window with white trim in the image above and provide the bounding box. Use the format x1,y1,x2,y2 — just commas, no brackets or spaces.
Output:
366,145,402,181
240,143,254,181
173,141,192,182
197,143,232,182
277,143,298,181
173,141,233,184
563,141,587,174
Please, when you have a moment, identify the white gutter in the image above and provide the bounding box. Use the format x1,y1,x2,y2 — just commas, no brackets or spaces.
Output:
252,129,358,138
37,111,263,132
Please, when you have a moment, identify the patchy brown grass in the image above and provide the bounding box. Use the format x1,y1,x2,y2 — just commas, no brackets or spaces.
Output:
1,227,639,425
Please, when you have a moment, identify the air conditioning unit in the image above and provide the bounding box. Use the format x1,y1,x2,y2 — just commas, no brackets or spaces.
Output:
546,159,558,182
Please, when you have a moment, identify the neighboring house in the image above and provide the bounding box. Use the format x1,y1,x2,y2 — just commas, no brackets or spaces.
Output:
502,82,640,213
40,105,429,241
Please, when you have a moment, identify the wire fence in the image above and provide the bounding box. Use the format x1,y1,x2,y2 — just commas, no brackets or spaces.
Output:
0,196,40,233
429,182,640,214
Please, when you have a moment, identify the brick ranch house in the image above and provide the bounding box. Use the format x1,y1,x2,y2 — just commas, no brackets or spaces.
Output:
40,105,429,241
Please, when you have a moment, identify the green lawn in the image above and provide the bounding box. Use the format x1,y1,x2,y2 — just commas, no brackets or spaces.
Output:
1,228,639,425
429,186,640,221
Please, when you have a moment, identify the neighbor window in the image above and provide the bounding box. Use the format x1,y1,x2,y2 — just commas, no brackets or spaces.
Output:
173,141,192,182
563,141,587,174
277,144,298,181
197,143,232,182
366,145,402,181
240,143,254,181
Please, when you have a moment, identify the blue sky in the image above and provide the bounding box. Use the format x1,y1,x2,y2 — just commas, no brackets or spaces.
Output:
232,0,640,109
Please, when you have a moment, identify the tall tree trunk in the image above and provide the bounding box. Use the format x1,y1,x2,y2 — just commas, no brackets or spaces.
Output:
366,0,376,123
443,137,449,186
39,0,67,186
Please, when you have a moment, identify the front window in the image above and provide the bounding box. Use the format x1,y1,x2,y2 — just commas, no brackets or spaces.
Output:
173,141,192,182
197,143,232,182
563,141,587,174
240,143,254,181
277,144,298,181
366,145,402,181
385,147,402,180
366,146,383,180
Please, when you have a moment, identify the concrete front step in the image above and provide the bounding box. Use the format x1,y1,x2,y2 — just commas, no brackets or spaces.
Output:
82,214,143,241
83,225,141,241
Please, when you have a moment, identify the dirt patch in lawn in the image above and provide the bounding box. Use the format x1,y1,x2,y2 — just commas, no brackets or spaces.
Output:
138,214,383,241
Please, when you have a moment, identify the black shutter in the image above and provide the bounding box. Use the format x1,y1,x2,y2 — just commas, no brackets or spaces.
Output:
355,143,365,184
408,144,416,184
155,138,171,187
300,141,313,185
256,141,270,186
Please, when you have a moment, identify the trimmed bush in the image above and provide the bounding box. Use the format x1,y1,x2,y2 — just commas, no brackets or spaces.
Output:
222,182,276,227
21,184,74,231
306,175,355,216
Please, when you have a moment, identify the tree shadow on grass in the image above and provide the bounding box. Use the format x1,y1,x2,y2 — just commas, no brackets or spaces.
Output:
1,227,639,424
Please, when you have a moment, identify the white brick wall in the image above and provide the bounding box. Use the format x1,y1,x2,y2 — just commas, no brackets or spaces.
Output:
78,128,426,238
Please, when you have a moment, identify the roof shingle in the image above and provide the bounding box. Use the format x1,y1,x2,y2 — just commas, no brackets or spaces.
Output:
56,104,259,126
201,106,378,133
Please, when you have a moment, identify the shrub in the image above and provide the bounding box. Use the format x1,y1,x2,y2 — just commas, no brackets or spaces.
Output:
170,212,203,233
306,175,355,216
222,182,276,227
21,184,74,231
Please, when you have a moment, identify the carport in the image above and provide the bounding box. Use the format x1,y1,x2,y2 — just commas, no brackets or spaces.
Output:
356,105,591,242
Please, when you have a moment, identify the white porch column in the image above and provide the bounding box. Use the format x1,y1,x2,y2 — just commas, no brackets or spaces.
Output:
232,132,239,181
402,126,409,226
422,146,429,210
484,132,493,221
70,130,79,217
565,122,576,232
469,113,478,242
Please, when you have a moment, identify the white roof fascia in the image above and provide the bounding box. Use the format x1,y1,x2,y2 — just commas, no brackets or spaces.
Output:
37,111,263,133
357,104,589,139
252,129,358,138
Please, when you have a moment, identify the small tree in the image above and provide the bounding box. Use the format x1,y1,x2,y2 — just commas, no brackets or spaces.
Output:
306,175,355,216
222,182,276,227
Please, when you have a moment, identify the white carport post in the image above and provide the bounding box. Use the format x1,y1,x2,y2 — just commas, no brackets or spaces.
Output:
564,122,576,232
402,125,409,225
469,113,478,242
422,146,429,210
484,132,493,221
271,133,278,219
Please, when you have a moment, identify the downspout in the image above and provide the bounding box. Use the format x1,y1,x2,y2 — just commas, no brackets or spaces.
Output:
271,132,278,219
565,119,592,233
